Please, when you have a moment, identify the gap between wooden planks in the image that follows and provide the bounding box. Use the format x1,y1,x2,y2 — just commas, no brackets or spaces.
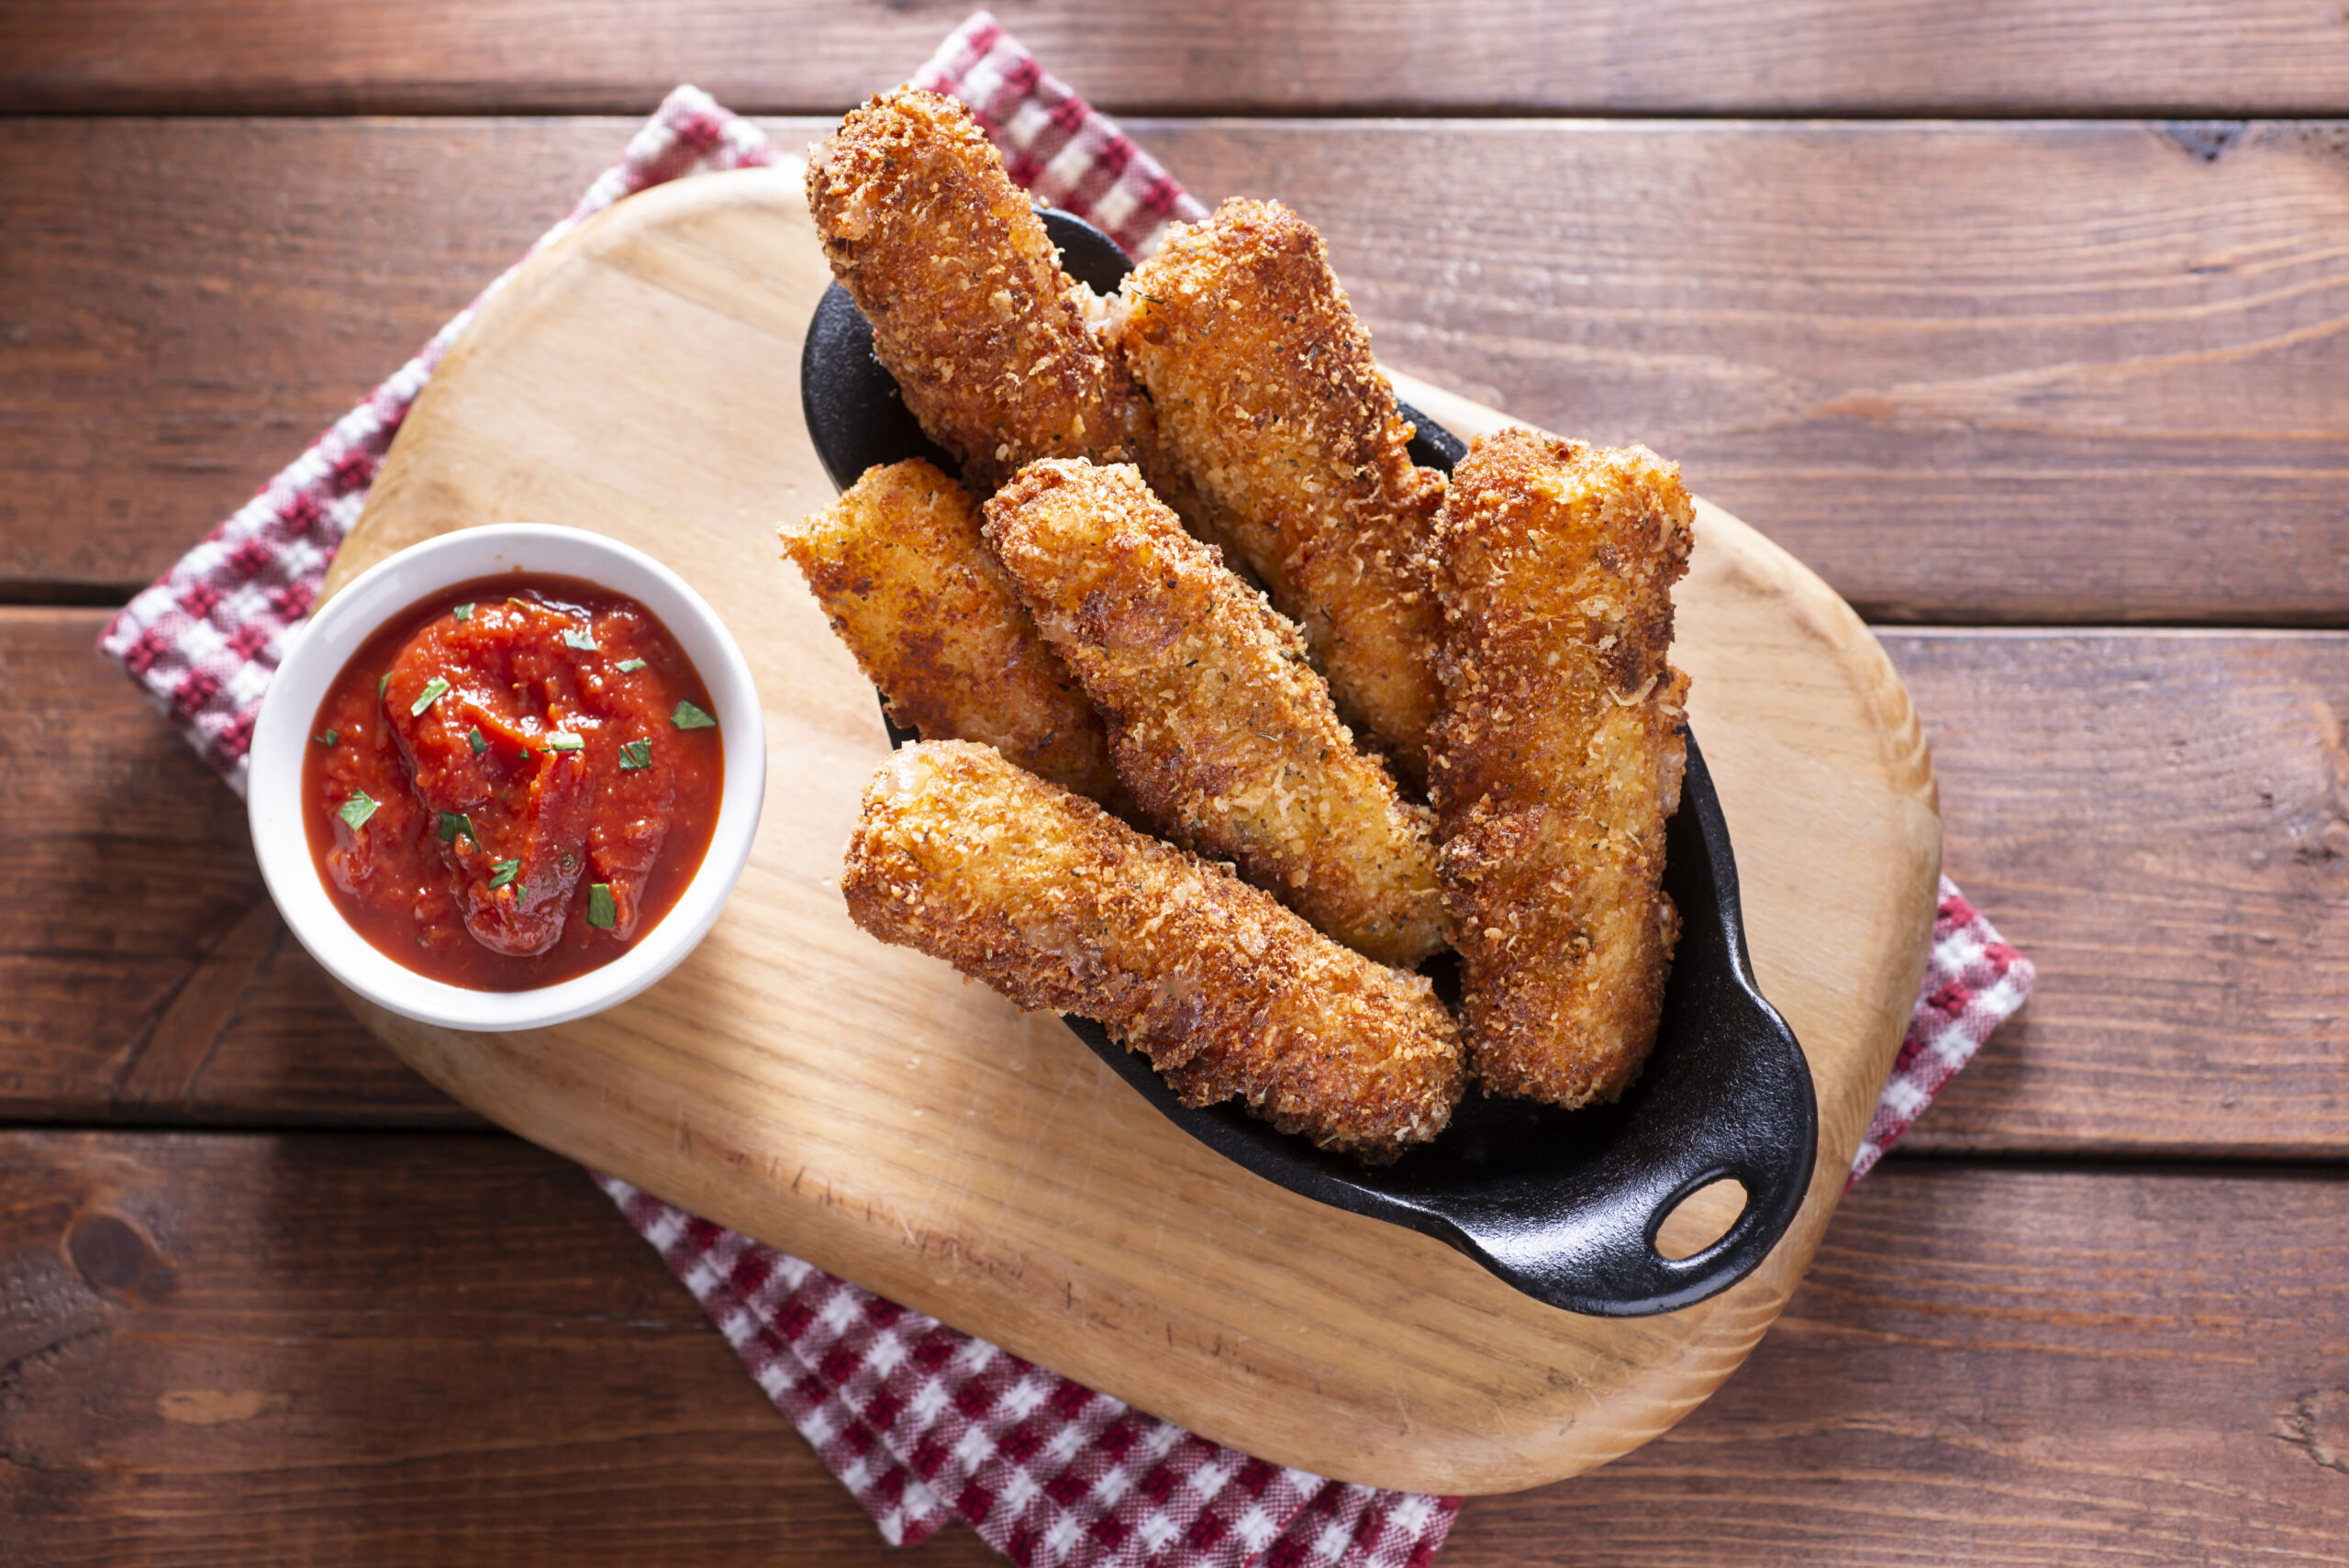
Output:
6,117,2347,621
3,0,2347,116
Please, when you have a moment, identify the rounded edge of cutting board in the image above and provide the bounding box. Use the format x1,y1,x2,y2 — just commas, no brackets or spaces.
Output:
324,165,1942,1495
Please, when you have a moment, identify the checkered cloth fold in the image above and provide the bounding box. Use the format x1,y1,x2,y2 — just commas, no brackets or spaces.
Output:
96,13,2032,1564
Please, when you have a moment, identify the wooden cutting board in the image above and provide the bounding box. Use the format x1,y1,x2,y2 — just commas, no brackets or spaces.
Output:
325,164,1941,1496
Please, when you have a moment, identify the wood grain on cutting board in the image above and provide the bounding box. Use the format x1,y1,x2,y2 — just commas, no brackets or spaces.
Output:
322,165,1941,1494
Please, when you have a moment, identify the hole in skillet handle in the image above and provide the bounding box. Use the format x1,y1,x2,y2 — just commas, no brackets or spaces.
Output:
802,206,1819,1318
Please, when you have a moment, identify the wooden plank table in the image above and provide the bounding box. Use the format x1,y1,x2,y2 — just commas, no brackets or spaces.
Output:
4,6,2345,1561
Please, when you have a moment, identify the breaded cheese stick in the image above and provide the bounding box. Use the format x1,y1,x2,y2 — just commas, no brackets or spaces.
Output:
780,458,1120,805
806,87,1150,495
984,460,1448,968
1105,198,1447,779
842,741,1464,1160
1427,429,1695,1107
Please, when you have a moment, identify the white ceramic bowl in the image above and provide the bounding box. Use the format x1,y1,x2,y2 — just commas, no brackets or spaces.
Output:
248,524,765,1032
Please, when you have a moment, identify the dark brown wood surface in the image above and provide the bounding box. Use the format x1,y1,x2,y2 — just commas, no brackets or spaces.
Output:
0,1131,998,1565
1895,630,2349,1158
2,606,470,1128
10,117,2348,622
5,3,2346,1561
7,1134,2346,1563
4,1,2347,116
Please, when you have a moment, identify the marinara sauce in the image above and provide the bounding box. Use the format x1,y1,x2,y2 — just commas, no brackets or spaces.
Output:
302,573,724,990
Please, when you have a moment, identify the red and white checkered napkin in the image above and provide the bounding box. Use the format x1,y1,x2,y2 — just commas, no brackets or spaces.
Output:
97,12,2032,1563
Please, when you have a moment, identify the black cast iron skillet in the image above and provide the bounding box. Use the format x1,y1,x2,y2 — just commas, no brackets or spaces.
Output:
799,207,1818,1316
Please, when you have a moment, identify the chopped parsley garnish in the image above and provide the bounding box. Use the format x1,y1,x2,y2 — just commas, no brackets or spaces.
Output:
452,603,473,622
467,726,487,755
615,658,646,673
436,811,476,846
544,733,584,753
338,790,378,831
378,673,390,701
671,699,717,730
617,739,652,771
488,859,520,891
585,884,617,929
562,627,598,653
409,676,451,717
312,729,338,747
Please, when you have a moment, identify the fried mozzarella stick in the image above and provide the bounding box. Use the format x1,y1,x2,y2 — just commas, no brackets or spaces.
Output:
1428,430,1695,1108
779,458,1121,806
1106,198,1447,779
843,741,1464,1160
807,87,1149,495
985,461,1448,968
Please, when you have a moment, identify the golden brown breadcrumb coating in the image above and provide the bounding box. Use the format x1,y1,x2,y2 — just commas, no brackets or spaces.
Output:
778,458,1121,806
1426,429,1694,1108
1106,198,1447,781
806,87,1151,495
842,741,1463,1159
983,460,1448,968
